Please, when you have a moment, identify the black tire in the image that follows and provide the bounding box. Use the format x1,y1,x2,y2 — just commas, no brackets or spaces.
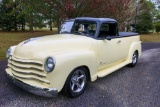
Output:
62,67,88,98
128,51,138,67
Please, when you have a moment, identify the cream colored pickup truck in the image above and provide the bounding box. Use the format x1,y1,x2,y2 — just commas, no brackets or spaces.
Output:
5,17,141,98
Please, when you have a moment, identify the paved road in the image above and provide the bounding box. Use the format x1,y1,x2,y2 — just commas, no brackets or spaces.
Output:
0,43,160,107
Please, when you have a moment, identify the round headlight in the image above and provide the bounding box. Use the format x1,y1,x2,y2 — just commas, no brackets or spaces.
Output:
45,57,55,72
6,48,11,59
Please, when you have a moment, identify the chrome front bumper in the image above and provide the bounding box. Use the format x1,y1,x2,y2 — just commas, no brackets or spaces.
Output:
5,71,58,97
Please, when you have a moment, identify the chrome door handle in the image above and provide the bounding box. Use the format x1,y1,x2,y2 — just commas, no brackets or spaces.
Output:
117,40,121,43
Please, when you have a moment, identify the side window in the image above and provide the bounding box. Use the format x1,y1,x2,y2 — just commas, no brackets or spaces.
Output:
71,22,97,36
88,24,96,30
72,23,84,32
78,24,85,32
99,23,117,37
75,23,96,33
87,24,96,36
100,24,109,32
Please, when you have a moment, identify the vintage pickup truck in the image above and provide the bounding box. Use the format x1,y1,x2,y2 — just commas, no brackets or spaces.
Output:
5,17,141,98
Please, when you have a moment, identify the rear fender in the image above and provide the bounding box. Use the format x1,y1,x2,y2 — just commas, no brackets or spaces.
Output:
127,41,142,62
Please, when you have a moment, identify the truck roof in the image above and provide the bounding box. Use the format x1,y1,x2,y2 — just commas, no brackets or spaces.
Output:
76,17,117,23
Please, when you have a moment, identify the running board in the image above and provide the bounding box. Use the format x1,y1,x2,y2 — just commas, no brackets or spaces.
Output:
97,60,131,78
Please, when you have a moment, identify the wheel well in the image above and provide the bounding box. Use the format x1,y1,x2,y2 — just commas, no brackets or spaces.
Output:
135,50,139,57
77,66,91,82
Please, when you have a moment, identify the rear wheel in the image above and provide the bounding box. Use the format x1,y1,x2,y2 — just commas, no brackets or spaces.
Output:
62,67,88,98
128,51,138,67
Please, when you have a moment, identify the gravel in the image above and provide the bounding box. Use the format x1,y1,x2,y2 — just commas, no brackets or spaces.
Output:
0,42,160,107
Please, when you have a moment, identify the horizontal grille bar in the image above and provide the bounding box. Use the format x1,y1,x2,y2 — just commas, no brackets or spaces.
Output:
11,70,50,84
8,64,46,77
8,60,43,71
12,56,42,65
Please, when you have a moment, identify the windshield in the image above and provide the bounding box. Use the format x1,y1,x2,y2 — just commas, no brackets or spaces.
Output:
59,20,74,33
71,21,97,37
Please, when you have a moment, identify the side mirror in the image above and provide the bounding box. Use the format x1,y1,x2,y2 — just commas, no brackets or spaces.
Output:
106,36,112,41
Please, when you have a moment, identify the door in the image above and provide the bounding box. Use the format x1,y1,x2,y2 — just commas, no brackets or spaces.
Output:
97,23,128,70
97,38,125,69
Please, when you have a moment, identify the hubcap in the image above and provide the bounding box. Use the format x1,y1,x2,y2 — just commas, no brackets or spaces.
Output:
70,69,86,93
132,52,137,64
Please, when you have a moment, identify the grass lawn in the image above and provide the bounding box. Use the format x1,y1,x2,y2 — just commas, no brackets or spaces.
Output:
0,30,160,60
141,33,160,42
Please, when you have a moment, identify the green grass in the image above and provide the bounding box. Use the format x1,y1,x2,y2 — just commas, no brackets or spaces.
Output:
140,33,160,42
0,31,160,60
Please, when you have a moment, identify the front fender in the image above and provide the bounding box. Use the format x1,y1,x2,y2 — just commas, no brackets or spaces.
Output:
47,51,97,92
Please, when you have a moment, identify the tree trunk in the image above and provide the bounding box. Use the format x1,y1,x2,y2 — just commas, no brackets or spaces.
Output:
49,19,52,31
29,13,34,32
14,23,17,31
56,19,61,33
23,19,26,31
29,24,33,32
14,15,17,31
49,24,52,31
21,22,25,31
50,26,52,31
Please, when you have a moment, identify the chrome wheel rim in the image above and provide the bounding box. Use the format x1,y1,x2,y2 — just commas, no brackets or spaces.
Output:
70,69,86,93
132,52,137,64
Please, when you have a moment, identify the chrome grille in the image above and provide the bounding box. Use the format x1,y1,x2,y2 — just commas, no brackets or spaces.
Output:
8,56,50,84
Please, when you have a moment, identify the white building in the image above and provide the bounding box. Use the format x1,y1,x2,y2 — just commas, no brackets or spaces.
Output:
150,0,160,9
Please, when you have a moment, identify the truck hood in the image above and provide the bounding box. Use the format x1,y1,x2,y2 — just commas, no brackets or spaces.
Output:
14,34,93,59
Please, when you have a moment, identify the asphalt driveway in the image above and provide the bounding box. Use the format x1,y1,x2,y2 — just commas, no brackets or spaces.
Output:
0,42,160,107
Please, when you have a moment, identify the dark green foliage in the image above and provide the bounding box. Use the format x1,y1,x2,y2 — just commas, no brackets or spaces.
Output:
0,0,13,31
12,0,45,31
155,22,160,33
156,14,160,21
0,0,25,31
0,0,48,32
136,0,154,34
136,12,153,34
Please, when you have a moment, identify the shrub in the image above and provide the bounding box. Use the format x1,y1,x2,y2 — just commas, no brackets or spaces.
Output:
155,22,160,33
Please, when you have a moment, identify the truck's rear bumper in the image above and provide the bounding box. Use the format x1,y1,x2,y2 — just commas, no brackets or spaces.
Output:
5,71,58,97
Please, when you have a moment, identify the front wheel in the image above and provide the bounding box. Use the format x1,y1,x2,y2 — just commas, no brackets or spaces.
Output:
62,67,88,98
128,51,138,67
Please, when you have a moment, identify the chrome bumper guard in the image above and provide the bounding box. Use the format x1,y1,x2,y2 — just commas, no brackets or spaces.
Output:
5,71,58,97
